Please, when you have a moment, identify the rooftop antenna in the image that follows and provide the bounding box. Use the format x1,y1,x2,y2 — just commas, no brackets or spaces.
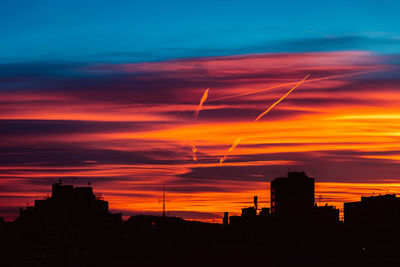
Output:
72,177,76,186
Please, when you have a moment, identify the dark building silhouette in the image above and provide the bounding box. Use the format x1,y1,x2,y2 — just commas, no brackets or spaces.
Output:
345,194,400,231
18,180,121,228
241,206,257,217
5,173,400,266
344,194,400,256
312,204,340,225
223,212,229,227
271,171,314,223
309,203,342,254
11,181,122,267
259,207,270,216
229,195,266,224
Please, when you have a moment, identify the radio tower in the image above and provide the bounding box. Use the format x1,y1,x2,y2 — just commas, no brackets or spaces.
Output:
159,183,170,217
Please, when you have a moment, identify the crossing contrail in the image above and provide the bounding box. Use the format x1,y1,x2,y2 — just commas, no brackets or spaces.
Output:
254,74,310,122
219,74,310,165
208,69,380,103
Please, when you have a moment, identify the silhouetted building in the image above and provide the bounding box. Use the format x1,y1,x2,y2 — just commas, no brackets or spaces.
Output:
259,207,270,216
17,180,121,228
223,212,229,226
10,181,123,267
241,206,257,217
345,194,400,238
228,193,273,225
271,171,314,223
7,173,400,265
312,204,340,225
344,194,400,256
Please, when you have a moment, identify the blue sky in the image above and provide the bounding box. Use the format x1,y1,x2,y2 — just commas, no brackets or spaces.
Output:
1,0,400,63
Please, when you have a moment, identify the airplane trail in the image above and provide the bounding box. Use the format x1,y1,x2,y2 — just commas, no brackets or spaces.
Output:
191,143,198,161
254,74,310,122
192,88,210,161
193,88,209,119
219,137,243,166
219,74,310,165
208,69,381,103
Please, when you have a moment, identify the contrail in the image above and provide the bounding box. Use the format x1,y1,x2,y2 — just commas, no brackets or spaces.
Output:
254,74,310,122
193,88,209,119
208,69,380,103
219,137,243,166
192,88,210,161
191,143,198,161
219,74,310,165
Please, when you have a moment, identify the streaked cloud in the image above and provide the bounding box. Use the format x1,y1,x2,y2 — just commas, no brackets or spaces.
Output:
1,50,400,221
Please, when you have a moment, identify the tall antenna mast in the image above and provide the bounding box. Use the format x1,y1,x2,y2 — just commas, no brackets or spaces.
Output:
159,183,170,217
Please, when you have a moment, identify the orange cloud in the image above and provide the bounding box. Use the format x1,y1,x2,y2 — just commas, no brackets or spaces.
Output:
1,51,400,222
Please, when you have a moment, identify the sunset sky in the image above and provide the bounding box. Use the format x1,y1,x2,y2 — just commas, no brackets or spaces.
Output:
1,1,400,222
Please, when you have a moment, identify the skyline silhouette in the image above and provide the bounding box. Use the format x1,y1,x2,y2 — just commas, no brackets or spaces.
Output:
3,171,400,266
5,171,398,226
3,168,400,223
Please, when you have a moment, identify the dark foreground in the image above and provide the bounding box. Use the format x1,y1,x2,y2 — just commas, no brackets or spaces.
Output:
3,175,400,267
2,215,400,267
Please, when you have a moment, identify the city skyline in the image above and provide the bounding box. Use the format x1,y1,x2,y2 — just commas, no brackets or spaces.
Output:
11,171,383,223
5,170,400,266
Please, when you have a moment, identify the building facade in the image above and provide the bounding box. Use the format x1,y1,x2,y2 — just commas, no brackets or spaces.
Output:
271,171,315,223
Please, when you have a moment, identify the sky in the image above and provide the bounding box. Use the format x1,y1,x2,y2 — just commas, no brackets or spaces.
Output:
1,1,400,222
